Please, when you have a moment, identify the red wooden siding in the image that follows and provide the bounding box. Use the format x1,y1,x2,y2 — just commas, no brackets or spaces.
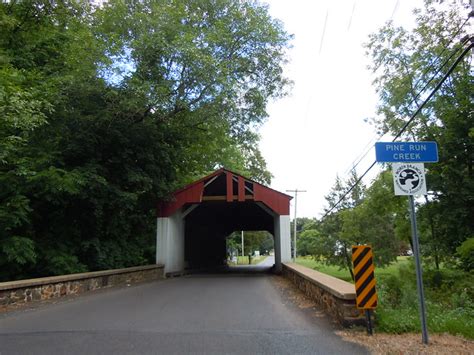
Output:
157,169,291,217
226,171,233,202
238,176,245,202
157,181,204,217
253,184,290,215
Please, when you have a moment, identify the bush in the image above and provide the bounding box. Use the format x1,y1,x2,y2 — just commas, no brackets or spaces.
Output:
375,267,474,339
457,238,474,271
378,275,403,307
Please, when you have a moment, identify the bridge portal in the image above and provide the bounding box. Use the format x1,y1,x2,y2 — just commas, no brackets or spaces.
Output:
156,169,292,275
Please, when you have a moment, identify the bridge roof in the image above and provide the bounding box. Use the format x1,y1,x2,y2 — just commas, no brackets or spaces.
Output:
157,168,292,217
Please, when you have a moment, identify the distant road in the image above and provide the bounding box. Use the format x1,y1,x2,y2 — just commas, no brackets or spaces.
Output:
0,270,367,354
256,254,275,266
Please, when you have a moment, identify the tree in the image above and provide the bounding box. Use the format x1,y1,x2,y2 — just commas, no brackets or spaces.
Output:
0,0,96,279
315,172,367,279
0,0,291,281
341,170,408,267
95,0,290,184
315,170,409,279
365,0,473,262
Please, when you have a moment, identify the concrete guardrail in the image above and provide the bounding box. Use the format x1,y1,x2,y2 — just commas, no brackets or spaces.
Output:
282,263,364,326
0,264,164,309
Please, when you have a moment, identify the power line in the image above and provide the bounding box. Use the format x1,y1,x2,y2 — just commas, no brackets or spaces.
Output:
412,15,471,97
347,1,357,31
345,36,469,176
319,9,329,55
338,15,472,187
410,22,471,108
390,0,400,21
344,132,386,176
321,37,474,219
393,38,472,141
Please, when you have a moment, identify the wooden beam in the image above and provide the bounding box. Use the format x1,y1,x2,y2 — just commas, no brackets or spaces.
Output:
202,195,254,201
238,176,245,202
226,171,233,202
202,196,226,201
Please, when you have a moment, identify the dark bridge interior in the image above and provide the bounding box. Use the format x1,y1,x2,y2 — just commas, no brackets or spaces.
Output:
184,201,274,269
157,169,291,273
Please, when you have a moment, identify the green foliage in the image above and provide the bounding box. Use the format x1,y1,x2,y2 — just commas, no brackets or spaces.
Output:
372,258,474,338
365,0,473,262
227,231,273,257
376,266,474,339
305,254,474,338
1,236,36,264
40,250,87,276
0,236,36,280
95,0,290,185
0,0,290,281
313,170,407,279
456,238,474,271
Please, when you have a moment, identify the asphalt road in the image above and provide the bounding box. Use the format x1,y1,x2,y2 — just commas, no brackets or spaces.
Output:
255,255,275,267
0,268,367,355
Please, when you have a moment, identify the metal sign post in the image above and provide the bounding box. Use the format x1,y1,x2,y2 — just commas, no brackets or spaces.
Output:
375,141,437,345
286,189,306,262
365,310,373,335
408,195,429,344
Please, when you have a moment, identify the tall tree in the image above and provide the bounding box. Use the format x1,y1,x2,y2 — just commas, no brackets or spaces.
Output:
0,1,98,279
95,0,291,184
0,0,291,281
365,0,473,260
316,172,366,279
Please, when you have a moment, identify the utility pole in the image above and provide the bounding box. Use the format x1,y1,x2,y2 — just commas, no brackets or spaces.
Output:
286,189,307,262
241,231,244,257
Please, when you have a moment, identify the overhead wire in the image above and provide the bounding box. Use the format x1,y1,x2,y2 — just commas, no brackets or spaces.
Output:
343,36,469,177
321,35,474,219
319,9,329,55
410,15,471,104
347,1,357,31
338,14,472,185
390,0,400,21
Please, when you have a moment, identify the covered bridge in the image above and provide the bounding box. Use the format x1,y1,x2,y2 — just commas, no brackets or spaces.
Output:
156,168,292,275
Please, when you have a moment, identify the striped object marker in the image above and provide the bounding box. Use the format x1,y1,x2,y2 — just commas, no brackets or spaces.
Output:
352,245,378,309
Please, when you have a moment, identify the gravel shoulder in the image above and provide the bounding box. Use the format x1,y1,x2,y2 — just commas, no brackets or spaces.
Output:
337,330,474,354
272,275,474,354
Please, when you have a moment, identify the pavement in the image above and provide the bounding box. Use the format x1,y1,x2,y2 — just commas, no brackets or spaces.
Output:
0,267,368,355
255,254,275,267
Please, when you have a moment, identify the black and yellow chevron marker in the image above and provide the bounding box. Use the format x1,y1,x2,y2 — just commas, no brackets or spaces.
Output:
352,245,378,309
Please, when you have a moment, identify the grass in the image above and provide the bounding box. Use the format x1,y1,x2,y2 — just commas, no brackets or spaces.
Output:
295,255,411,282
227,255,268,266
296,257,353,282
296,255,474,339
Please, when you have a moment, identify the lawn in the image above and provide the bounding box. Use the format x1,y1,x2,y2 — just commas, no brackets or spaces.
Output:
296,255,474,339
228,255,268,266
296,257,353,281
296,255,411,282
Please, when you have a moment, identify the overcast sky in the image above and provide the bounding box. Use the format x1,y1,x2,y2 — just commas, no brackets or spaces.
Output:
260,0,426,218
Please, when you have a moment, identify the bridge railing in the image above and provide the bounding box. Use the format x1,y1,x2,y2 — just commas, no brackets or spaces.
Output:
0,264,164,310
282,263,364,327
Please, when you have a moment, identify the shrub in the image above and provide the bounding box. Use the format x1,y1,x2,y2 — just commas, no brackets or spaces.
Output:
457,238,474,271
378,275,403,307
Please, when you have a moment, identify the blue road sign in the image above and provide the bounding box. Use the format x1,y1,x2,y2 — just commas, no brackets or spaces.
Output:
375,142,438,163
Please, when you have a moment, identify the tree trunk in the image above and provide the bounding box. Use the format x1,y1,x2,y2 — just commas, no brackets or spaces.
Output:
342,243,355,282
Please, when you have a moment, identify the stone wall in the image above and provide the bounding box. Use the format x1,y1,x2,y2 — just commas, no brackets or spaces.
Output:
0,264,164,309
282,263,364,327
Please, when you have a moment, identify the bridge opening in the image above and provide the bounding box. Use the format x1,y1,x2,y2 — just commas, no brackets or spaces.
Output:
156,169,292,275
226,231,274,266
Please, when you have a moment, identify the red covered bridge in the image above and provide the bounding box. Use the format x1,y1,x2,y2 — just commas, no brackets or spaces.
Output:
156,168,292,275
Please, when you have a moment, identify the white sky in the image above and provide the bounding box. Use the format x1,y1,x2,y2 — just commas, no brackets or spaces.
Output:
260,0,425,218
